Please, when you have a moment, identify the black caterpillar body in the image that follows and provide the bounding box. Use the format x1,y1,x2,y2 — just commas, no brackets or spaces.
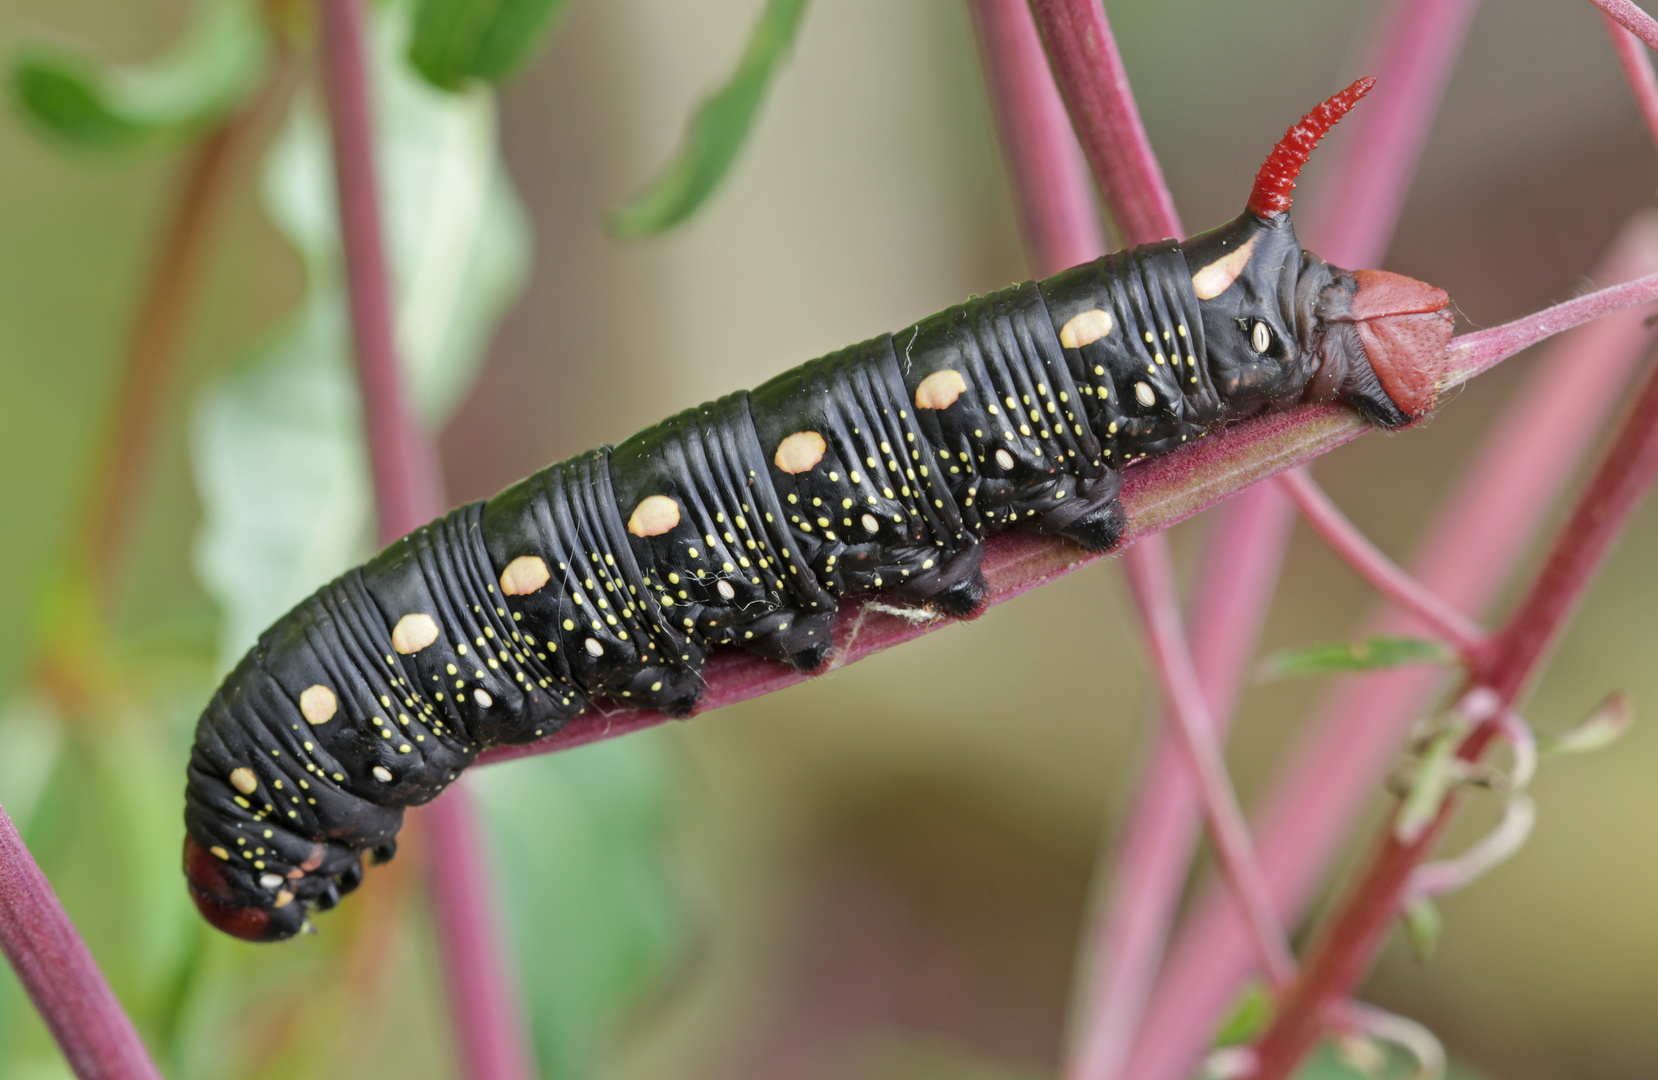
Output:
184,82,1454,941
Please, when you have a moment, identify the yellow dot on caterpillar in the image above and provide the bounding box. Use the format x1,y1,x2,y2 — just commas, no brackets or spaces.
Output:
259,873,283,890
499,554,551,594
229,767,257,795
584,637,604,657
372,766,393,783
774,430,827,474
716,580,736,601
995,449,1015,470
914,369,968,410
273,890,294,908
392,613,439,654
861,513,880,533
210,845,230,860
1135,381,1156,407
473,688,493,708
1060,309,1114,348
300,684,337,725
627,495,681,538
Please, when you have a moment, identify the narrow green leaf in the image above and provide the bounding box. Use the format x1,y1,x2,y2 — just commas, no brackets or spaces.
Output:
1258,636,1455,680
1538,690,1634,755
11,0,267,151
1395,727,1461,843
610,0,810,237
408,0,573,89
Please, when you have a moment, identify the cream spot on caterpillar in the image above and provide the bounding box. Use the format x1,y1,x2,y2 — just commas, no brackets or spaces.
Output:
1191,233,1259,299
774,431,827,474
627,496,681,538
392,613,440,655
299,684,337,725
1059,309,1114,348
914,369,968,410
500,554,552,594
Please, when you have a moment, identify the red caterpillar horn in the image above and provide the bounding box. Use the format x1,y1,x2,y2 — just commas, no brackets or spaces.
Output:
1247,77,1376,218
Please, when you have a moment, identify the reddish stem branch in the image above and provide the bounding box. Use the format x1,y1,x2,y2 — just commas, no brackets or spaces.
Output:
0,804,162,1080
1247,346,1658,1080
1026,0,1183,244
1126,214,1658,1080
317,3,534,1079
1603,11,1658,150
1277,468,1487,655
1592,0,1658,52
1121,543,1298,986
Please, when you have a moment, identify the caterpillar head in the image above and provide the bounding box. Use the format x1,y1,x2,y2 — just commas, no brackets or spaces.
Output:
1182,77,1452,427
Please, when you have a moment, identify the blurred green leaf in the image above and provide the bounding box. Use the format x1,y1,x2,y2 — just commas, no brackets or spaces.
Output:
12,0,267,151
1395,727,1462,844
610,0,809,236
408,0,572,89
1213,980,1274,1046
473,736,686,1079
192,2,530,663
1259,637,1455,680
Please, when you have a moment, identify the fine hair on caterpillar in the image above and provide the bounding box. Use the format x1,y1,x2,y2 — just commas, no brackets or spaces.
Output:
183,78,1454,942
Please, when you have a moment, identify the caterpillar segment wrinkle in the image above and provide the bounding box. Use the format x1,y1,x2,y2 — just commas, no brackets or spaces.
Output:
184,79,1453,941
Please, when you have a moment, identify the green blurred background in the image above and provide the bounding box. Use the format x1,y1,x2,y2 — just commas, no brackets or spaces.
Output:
1,0,1656,1078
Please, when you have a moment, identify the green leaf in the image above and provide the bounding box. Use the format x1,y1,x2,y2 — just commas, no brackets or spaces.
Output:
1395,727,1461,844
1258,636,1455,680
610,0,810,236
1213,980,1275,1046
408,0,573,89
11,0,268,151
192,3,530,664
472,736,686,1079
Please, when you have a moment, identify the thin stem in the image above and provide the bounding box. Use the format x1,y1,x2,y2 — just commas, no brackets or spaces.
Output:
317,3,534,1079
1026,0,1182,244
1591,0,1658,52
1121,541,1298,987
478,267,1658,768
1603,10,1658,149
1021,0,1294,997
1247,346,1658,1079
1277,468,1487,655
1126,215,1658,1080
75,84,278,616
1298,0,1481,270
0,804,162,1080
966,0,1101,274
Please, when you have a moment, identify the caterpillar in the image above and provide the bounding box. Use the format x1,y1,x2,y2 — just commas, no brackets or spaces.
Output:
184,78,1453,941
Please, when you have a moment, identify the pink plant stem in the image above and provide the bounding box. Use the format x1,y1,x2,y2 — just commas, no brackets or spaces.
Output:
1126,214,1658,1080
1019,0,1296,982
1247,321,1658,1080
966,0,1101,273
1119,546,1297,986
1298,0,1481,269
318,3,534,1079
1053,1,1477,1074
1276,468,1486,655
1592,0,1658,52
1603,11,1658,148
0,805,162,1080
1026,0,1183,243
